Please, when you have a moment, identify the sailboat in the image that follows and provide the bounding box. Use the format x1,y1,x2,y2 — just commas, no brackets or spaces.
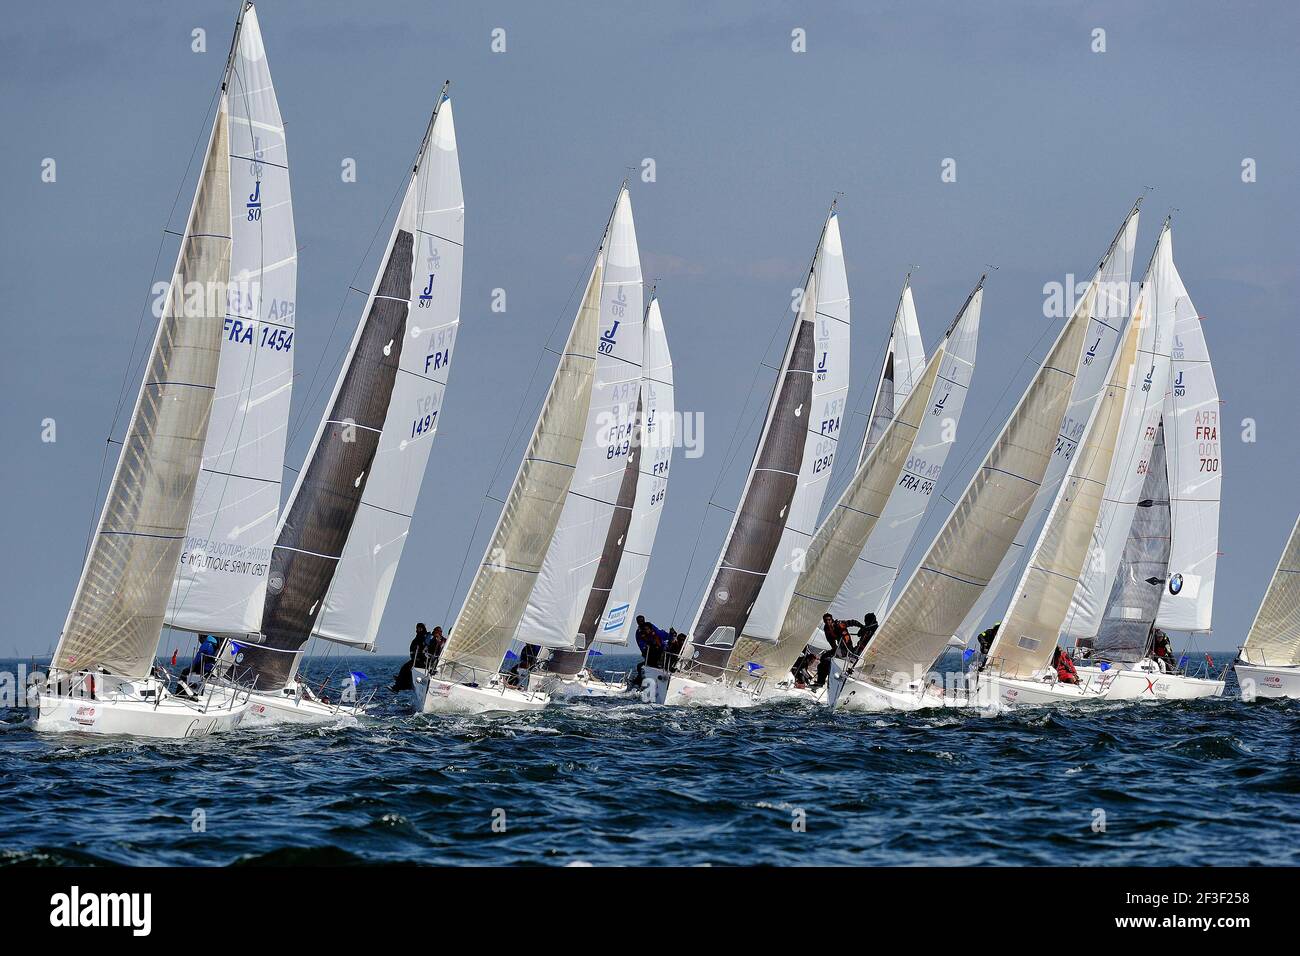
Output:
977,234,1149,707
653,206,849,707
1066,223,1225,701
412,187,630,714
226,87,464,724
1236,514,1300,698
34,6,271,736
527,292,675,697
727,278,981,705
828,202,1141,712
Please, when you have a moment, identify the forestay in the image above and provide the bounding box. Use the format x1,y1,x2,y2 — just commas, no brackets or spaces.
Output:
56,103,233,680
168,7,297,635
519,188,643,649
1156,252,1220,632
953,202,1140,645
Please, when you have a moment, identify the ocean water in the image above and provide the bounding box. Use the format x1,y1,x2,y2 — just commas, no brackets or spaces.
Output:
2,653,1297,866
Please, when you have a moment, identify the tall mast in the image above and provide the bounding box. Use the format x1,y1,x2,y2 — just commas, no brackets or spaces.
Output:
220,1,253,93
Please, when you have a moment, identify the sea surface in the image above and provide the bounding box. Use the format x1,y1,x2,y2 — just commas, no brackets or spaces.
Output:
2,653,1297,866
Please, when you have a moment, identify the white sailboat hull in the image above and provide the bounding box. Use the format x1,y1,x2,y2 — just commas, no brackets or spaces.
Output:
662,673,761,708
639,666,672,704
411,667,549,714
980,672,1109,708
1075,661,1225,700
526,669,633,698
242,687,366,726
1234,662,1300,699
754,679,825,705
34,675,247,738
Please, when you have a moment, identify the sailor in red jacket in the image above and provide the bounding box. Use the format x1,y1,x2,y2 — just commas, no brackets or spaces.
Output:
1052,646,1079,685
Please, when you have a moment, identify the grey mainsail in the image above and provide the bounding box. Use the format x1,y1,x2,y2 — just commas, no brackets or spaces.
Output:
241,228,415,689
1089,419,1171,664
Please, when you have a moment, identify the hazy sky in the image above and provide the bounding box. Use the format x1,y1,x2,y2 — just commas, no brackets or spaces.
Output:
2,1,1297,658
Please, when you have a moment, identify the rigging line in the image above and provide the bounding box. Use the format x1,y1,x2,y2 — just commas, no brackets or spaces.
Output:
440,243,603,625
82,81,225,563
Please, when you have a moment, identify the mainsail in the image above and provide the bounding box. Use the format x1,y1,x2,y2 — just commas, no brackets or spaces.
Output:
953,202,1140,645
857,265,1100,686
1065,220,1175,640
438,252,605,679
55,101,233,679
168,4,296,635
519,187,643,649
246,94,459,689
858,278,926,468
1155,257,1220,632
680,210,849,676
733,281,981,679
1241,515,1300,666
310,95,463,651
989,295,1142,677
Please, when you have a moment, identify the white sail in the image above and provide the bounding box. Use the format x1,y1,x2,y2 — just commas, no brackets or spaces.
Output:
733,282,981,678
859,280,926,468
310,96,464,650
1064,221,1175,641
519,188,643,649
440,254,605,677
990,294,1142,676
167,7,296,635
953,202,1140,645
743,213,851,641
1241,515,1300,666
596,297,675,645
55,101,233,679
858,275,1099,685
1155,256,1220,632
829,284,978,622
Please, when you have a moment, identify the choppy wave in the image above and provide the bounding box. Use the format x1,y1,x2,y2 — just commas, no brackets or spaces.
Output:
2,654,1297,866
